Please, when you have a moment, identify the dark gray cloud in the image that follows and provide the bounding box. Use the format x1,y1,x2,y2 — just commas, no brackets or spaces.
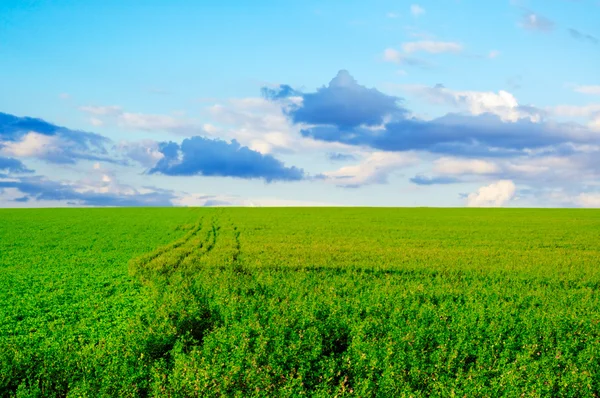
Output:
266,71,594,158
0,112,115,164
149,136,305,182
280,70,406,129
0,176,176,206
0,156,33,173
300,113,586,157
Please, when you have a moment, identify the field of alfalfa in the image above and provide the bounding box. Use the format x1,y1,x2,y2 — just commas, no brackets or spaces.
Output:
0,208,599,397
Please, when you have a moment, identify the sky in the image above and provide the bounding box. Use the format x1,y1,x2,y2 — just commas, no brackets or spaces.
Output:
1,0,599,208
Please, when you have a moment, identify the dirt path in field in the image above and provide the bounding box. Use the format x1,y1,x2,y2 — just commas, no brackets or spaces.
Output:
129,211,242,283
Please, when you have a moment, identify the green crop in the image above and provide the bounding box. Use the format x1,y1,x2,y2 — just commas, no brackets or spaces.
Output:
1,208,599,397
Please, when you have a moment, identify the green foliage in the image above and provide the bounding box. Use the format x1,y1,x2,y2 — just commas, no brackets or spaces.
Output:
1,208,599,396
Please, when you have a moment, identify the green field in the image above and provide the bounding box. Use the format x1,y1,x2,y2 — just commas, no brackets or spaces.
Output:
1,208,599,397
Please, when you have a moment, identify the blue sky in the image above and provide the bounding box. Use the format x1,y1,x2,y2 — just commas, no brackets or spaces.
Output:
1,0,599,207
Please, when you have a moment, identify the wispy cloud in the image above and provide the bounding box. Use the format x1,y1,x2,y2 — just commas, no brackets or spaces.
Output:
0,173,176,207
519,11,554,32
410,4,425,17
79,106,200,134
382,49,430,68
568,28,599,45
571,84,600,95
320,152,418,187
410,175,460,185
402,40,463,54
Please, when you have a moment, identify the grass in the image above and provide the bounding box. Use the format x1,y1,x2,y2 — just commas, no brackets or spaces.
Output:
0,208,599,397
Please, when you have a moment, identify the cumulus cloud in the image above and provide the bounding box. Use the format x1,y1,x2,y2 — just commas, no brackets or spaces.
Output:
466,180,516,207
401,41,463,54
319,151,418,187
402,84,543,122
206,97,301,154
149,136,305,182
0,112,114,164
266,71,595,158
199,94,356,156
288,70,405,129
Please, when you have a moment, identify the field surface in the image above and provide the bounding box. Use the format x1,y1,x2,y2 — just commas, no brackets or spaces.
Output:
1,208,599,397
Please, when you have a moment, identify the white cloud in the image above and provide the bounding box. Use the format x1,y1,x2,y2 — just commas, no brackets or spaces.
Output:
90,117,104,127
488,50,501,59
382,48,428,67
548,104,600,118
80,105,122,116
402,40,463,54
1,132,61,158
207,97,300,154
467,180,516,207
59,93,71,100
386,12,399,18
590,115,600,131
410,4,425,16
402,84,542,122
547,104,600,131
76,163,138,196
321,151,418,187
576,193,600,208
383,48,404,63
434,158,500,175
79,105,197,134
116,140,164,168
118,112,188,131
205,96,352,154
572,85,600,95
